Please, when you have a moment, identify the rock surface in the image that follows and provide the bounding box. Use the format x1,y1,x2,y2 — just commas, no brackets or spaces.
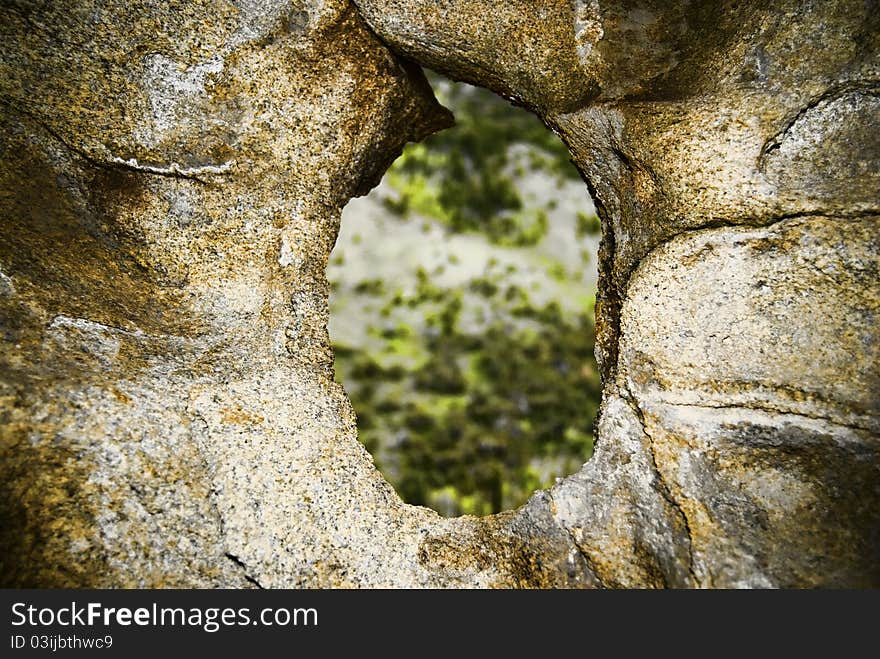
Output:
1,0,877,587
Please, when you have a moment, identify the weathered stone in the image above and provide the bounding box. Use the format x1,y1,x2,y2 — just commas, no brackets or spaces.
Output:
2,0,877,587
617,216,880,587
355,0,880,587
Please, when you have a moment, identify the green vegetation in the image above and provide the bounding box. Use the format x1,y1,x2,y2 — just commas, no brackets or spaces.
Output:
576,211,602,238
329,71,602,517
337,286,601,516
383,73,581,247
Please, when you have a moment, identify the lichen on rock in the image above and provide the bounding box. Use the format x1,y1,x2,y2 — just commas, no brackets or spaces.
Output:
1,0,877,587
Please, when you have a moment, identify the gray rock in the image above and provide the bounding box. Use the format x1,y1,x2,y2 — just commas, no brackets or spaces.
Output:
1,0,877,587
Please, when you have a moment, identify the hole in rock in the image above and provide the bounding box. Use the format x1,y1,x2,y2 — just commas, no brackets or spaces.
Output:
328,72,602,517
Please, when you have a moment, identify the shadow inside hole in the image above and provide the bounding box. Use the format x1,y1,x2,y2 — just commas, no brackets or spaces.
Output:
328,71,602,517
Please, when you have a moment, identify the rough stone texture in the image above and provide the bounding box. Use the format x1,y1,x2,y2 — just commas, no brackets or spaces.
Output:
355,0,880,587
1,1,877,587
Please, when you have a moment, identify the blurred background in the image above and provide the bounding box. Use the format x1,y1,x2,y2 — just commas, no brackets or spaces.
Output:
328,72,602,517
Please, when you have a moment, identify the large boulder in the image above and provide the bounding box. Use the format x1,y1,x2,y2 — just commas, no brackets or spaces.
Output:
355,0,880,587
1,0,876,586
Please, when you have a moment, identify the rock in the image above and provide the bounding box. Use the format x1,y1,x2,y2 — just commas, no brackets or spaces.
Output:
0,0,468,587
615,216,880,587
353,0,593,113
355,0,880,586
1,0,877,587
